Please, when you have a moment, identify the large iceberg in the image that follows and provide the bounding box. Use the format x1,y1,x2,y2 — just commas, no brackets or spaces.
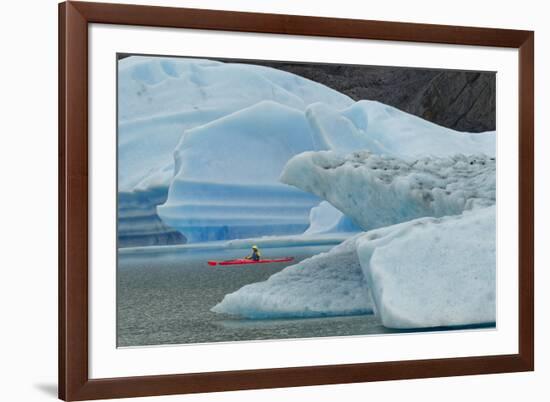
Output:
156,101,323,242
214,148,496,325
118,56,352,192
281,151,495,231
212,235,373,318
156,98,495,243
357,206,496,328
119,57,496,244
118,56,352,245
213,207,496,327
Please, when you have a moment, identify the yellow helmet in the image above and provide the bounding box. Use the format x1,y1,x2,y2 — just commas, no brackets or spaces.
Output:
252,245,258,250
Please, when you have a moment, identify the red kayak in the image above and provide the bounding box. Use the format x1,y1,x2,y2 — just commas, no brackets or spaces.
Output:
208,257,294,266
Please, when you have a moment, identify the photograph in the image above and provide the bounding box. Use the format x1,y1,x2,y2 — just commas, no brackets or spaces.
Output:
116,54,497,347
2,0,544,400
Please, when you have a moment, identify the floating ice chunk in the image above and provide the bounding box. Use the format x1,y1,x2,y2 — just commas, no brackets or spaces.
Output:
356,206,496,328
211,236,373,318
281,151,495,231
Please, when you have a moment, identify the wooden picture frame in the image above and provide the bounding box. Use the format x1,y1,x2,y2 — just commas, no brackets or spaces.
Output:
59,1,534,400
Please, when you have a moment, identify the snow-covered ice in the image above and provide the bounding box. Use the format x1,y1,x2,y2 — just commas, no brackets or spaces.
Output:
356,206,496,328
281,151,495,231
212,235,373,318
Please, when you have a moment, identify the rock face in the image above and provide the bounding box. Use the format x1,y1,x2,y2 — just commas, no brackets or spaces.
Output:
237,61,495,133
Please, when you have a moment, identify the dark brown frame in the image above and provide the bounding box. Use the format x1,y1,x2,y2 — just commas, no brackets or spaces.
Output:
59,1,534,400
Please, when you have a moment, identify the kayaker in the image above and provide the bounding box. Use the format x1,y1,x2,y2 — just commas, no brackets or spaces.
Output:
245,245,261,261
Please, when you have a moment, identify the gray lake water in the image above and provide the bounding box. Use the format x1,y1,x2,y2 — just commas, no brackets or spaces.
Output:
117,245,492,347
118,245,392,347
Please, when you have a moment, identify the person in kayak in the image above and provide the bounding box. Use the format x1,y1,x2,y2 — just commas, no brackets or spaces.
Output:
245,245,261,261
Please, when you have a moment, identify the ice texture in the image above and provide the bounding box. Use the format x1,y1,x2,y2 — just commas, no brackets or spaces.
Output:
211,235,373,318
118,56,352,245
216,149,496,324
119,56,496,247
305,101,495,158
118,187,185,248
305,201,361,235
214,207,495,326
281,151,495,231
157,101,323,242
118,56,352,192
356,206,496,328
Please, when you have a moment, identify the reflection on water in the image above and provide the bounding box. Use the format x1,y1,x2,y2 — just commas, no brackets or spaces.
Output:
117,245,493,348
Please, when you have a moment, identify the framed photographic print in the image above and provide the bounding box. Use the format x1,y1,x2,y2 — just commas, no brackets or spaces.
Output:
59,1,534,400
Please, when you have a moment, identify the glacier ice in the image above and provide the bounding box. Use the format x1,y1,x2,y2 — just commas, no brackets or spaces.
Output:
281,151,495,231
118,56,352,245
305,201,361,235
156,101,323,242
356,206,496,328
305,100,495,158
118,186,185,248
118,56,352,192
119,57,496,244
156,95,495,243
215,148,496,325
214,207,496,327
211,235,373,318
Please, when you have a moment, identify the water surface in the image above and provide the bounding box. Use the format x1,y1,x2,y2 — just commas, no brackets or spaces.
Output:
117,245,493,347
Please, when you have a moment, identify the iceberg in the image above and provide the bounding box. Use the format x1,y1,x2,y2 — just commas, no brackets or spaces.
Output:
211,235,373,318
157,101,323,242
118,56,352,192
281,151,495,231
156,96,495,243
213,207,495,327
215,147,496,324
118,56,496,246
198,65,496,329
305,101,495,158
118,56,352,245
356,206,496,328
